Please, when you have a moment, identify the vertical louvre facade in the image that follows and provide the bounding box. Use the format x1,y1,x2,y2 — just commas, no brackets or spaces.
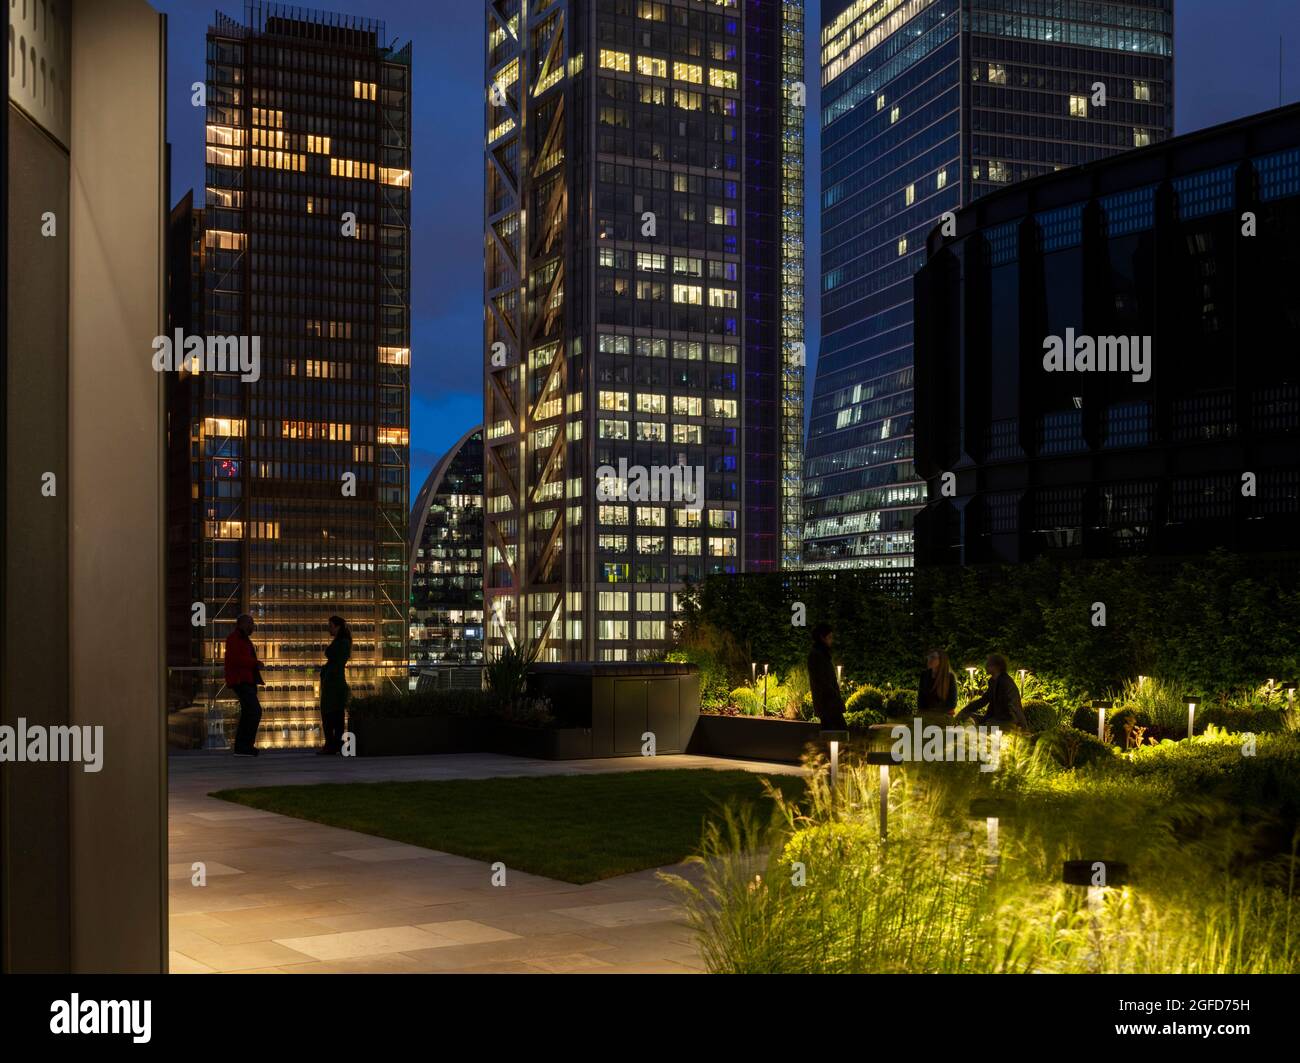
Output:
484,0,804,663
804,0,1173,570
185,2,412,745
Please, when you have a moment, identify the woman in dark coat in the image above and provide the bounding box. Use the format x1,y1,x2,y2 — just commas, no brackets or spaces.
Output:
918,649,958,713
807,623,847,731
318,616,352,755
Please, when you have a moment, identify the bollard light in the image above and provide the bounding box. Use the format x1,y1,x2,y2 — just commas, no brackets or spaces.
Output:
1185,694,1198,739
1017,668,1026,691
867,750,894,841
751,661,756,685
830,740,839,789
836,664,843,688
762,663,769,715
1137,674,1148,688
1284,682,1297,716
1092,699,1112,742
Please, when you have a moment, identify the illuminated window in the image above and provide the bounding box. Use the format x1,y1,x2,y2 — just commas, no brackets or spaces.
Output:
598,507,629,527
205,230,246,251
202,417,246,437
378,347,410,366
673,89,703,110
989,160,1011,183
672,256,702,276
897,237,908,256
1134,128,1151,147
673,396,702,416
330,158,375,180
636,393,667,414
673,424,702,444
673,61,703,84
709,68,737,90
598,590,628,610
354,81,377,101
672,536,702,555
635,422,667,442
380,167,411,187
636,507,666,527
709,510,737,530
708,537,737,557
1133,80,1151,101
673,284,702,304
988,63,1007,85
936,169,948,190
876,93,885,111
599,419,629,440
306,134,330,154
905,183,915,206
636,252,666,272
709,205,737,226
708,288,737,308
637,55,667,78
890,105,900,124
677,509,702,529
599,390,630,411
636,620,666,640
709,398,737,418
1069,94,1088,118
378,427,409,446
636,592,666,612
599,49,630,72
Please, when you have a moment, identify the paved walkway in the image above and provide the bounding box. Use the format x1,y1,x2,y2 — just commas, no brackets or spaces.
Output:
168,751,802,974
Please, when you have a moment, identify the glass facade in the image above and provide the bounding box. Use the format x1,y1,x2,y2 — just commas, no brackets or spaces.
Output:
484,0,804,662
409,428,486,672
804,0,1173,569
177,3,412,746
913,109,1300,562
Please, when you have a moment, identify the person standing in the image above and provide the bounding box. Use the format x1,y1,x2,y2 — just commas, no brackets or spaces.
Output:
225,613,264,757
318,615,352,755
808,623,847,731
918,649,958,713
958,653,1027,729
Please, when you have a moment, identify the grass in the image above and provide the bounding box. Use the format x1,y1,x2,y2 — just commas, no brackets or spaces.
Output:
212,768,808,884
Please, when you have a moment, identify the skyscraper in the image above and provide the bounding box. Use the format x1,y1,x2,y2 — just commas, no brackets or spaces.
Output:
803,0,1174,570
173,2,412,746
409,427,486,674
483,0,805,663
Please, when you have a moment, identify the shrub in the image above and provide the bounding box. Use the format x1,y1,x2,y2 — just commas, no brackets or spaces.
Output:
884,687,915,718
1036,725,1114,769
1107,706,1158,747
349,689,500,720
845,708,886,731
1198,704,1287,734
486,646,528,705
846,685,885,714
1022,699,1061,733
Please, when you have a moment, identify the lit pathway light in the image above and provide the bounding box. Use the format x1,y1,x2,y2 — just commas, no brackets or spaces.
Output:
1185,693,1199,739
1092,699,1112,742
866,750,895,841
1063,859,1129,972
969,797,1014,868
822,728,848,798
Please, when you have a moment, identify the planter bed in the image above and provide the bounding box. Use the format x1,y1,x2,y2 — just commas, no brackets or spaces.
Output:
687,714,825,764
348,715,601,760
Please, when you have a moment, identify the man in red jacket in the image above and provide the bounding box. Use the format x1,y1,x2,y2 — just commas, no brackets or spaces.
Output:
225,613,264,756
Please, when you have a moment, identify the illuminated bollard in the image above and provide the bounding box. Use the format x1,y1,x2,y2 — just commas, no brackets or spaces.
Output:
1091,699,1112,742
1285,682,1297,723
1063,859,1129,973
821,729,848,796
1184,693,1199,739
969,797,1014,868
866,750,895,840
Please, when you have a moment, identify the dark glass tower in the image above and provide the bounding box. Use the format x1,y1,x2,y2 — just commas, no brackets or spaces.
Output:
483,0,805,663
181,2,412,746
804,0,1173,570
409,427,486,673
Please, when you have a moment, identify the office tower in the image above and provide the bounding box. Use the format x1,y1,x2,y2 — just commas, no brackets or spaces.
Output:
914,105,1300,564
804,0,1174,570
6,0,167,972
483,0,805,663
181,2,412,745
409,427,486,674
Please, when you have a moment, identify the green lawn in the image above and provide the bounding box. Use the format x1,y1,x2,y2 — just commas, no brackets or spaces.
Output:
212,768,807,884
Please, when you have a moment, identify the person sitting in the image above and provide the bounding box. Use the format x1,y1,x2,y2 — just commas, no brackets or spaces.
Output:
958,653,1027,729
918,649,958,713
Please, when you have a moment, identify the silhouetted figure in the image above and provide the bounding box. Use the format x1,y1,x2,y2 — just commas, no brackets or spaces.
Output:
919,648,958,712
225,613,264,756
808,623,847,731
958,653,1027,728
318,616,352,755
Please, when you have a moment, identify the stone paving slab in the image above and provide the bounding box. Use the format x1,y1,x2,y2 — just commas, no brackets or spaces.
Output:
169,750,801,974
